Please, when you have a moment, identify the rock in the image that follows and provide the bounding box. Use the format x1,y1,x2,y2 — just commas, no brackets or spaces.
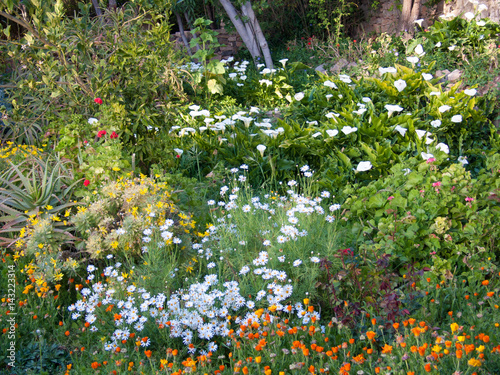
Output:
447,69,462,82
437,69,450,77
330,58,348,73
315,64,326,73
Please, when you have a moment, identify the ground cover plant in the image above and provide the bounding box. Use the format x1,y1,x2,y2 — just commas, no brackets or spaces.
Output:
1,1,500,374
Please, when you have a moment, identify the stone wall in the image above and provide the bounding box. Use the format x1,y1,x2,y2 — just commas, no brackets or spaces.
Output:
170,22,243,59
358,0,499,35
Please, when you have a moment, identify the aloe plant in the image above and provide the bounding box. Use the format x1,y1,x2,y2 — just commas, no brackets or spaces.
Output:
0,154,79,247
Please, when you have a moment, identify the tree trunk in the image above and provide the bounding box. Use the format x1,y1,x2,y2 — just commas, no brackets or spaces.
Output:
184,12,194,29
242,1,273,69
108,0,117,11
219,0,272,67
175,11,193,56
91,0,102,16
409,0,422,27
240,4,261,62
398,0,421,34
205,4,216,29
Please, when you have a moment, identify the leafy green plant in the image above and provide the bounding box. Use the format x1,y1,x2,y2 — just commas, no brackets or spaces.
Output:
0,1,185,167
1,339,70,375
69,174,199,264
342,154,500,276
189,17,226,97
0,154,78,248
419,13,500,56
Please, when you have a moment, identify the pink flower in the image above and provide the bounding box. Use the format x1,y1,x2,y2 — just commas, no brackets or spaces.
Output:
432,181,441,187
465,197,474,202
94,97,103,105
388,196,394,201
97,130,107,138
83,179,90,187
110,131,118,139
426,158,436,164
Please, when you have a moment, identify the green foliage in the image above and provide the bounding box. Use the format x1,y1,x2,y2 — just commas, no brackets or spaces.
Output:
1,5,500,374
307,0,363,41
50,104,132,189
1,1,185,167
419,14,500,56
0,154,78,248
1,341,70,375
168,60,496,193
69,174,198,263
189,18,226,97
342,155,500,276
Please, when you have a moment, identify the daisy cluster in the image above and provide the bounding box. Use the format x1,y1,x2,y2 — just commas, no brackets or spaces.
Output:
74,276,156,351
69,165,343,355
68,249,315,355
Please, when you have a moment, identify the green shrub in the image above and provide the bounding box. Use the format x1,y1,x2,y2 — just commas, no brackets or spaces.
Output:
1,1,185,167
164,62,496,192
342,154,500,276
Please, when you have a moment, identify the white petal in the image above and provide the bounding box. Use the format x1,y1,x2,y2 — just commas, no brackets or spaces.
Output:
356,161,373,172
394,79,407,92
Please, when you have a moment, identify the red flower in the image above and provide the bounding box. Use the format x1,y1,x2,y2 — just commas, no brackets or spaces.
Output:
176,154,181,158
353,40,357,43
340,248,353,256
97,130,107,138
110,131,118,139
83,179,90,187
94,97,103,105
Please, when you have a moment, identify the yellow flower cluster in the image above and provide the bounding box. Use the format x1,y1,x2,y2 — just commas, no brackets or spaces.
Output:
0,142,43,159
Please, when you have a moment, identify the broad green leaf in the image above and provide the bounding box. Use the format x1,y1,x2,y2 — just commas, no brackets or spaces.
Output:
3,25,11,38
335,150,352,169
288,62,311,74
367,194,385,209
406,173,423,188
391,194,407,209
207,79,223,94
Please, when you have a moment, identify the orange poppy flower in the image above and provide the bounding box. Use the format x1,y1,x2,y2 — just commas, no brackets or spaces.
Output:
381,344,393,354
366,331,376,340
